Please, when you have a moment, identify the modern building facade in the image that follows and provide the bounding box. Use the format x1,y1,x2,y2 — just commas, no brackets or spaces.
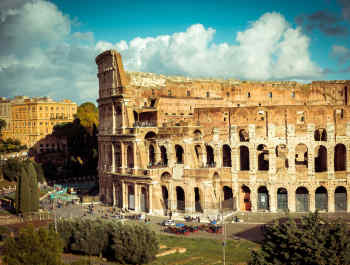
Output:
96,49,350,215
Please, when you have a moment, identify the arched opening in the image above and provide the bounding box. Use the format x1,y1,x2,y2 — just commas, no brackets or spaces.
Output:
241,185,251,211
257,186,269,210
334,144,346,171
315,186,328,211
296,187,309,212
240,146,250,171
222,186,233,209
162,186,169,212
195,145,203,166
277,188,288,211
335,186,347,212
140,187,148,212
128,184,135,210
222,145,232,167
116,184,123,208
133,111,138,123
148,145,155,167
345,86,348,105
175,145,184,164
295,143,308,168
315,145,327,172
239,129,249,142
193,130,202,140
160,146,168,166
206,145,215,167
194,187,202,212
145,131,157,140
176,186,185,211
257,144,269,171
127,145,134,168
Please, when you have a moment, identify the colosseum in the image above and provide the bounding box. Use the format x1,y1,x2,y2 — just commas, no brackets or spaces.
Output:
96,49,350,216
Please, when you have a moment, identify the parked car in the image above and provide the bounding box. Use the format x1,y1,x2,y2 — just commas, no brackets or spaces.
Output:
162,219,176,226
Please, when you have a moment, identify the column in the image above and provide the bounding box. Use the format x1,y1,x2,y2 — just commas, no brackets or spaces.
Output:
269,147,277,182
328,144,334,179
133,141,138,170
215,145,222,168
309,188,315,212
269,186,277,212
112,183,116,206
155,143,161,164
148,184,153,214
250,186,257,212
328,187,335,212
121,143,126,170
308,146,315,177
112,102,115,134
122,181,127,209
289,187,296,212
111,143,115,172
134,184,140,211
250,145,257,173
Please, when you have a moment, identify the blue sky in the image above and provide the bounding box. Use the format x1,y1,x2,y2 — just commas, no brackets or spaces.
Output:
0,0,349,104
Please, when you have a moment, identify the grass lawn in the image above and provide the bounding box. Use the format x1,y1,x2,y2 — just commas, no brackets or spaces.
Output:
61,234,258,265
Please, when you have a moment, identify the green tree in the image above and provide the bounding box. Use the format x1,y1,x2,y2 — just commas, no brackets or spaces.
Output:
249,212,350,265
109,223,159,265
2,158,22,181
75,102,99,129
2,225,63,265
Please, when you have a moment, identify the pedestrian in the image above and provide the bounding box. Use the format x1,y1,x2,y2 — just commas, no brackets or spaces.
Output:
169,210,172,220
198,216,200,223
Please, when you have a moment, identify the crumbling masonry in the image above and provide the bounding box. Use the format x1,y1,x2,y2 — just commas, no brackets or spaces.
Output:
96,49,350,215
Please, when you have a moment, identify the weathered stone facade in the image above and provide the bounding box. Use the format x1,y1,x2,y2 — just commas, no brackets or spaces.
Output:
96,49,350,215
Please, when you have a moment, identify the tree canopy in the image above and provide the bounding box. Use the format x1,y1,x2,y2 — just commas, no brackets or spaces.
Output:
2,225,64,265
75,102,98,129
0,119,6,134
249,212,350,265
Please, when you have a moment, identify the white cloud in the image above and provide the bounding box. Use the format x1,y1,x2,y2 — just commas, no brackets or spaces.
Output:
98,12,322,81
331,45,350,64
0,2,322,105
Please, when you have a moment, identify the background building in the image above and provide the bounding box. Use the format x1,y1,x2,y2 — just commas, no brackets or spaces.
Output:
97,49,350,215
0,96,77,148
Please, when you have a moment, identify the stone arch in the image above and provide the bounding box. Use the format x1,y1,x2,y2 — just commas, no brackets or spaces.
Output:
145,131,157,140
295,143,308,168
257,144,269,171
160,146,168,166
295,187,309,212
257,186,269,210
334,144,346,171
175,144,184,164
140,186,148,212
239,129,249,142
315,186,328,211
193,129,202,140
148,144,155,166
176,186,185,211
222,186,233,209
127,144,134,168
277,187,288,211
241,185,251,211
160,172,171,182
240,145,250,171
335,186,347,212
206,145,215,167
222,144,232,167
195,144,203,166
315,145,327,172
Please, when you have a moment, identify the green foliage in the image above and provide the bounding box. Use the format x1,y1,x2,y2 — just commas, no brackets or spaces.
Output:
2,158,22,181
14,160,40,213
55,218,158,264
109,223,159,265
70,260,90,265
75,102,99,129
249,212,350,265
2,225,64,265
0,138,26,154
0,226,10,241
33,161,45,183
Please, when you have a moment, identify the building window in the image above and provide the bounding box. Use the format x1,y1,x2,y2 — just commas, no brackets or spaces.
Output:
247,92,251,98
39,107,42,110
168,90,172,96
269,92,272,98
226,92,230,97
152,89,155,96
187,91,190,96
206,92,210,97
291,91,295,98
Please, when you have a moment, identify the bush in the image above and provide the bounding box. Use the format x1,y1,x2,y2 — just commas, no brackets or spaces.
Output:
56,219,158,264
249,212,350,265
109,223,159,265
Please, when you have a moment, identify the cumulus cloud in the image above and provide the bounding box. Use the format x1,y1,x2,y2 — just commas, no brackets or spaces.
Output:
0,1,322,105
97,13,322,81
